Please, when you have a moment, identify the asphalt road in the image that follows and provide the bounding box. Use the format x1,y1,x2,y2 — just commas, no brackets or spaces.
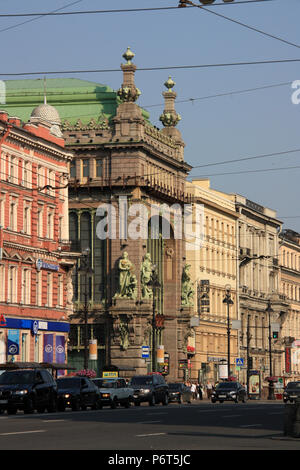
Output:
0,400,298,452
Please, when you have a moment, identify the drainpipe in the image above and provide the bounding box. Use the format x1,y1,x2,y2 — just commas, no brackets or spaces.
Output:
0,124,12,260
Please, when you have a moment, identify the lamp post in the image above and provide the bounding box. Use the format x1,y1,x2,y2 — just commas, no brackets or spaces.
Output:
223,285,234,379
266,299,275,400
150,265,161,373
78,247,94,370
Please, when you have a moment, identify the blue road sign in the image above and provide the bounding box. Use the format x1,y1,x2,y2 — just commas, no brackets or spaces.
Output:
236,358,244,366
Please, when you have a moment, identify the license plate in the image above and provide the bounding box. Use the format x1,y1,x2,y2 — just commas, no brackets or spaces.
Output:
290,395,298,398
0,400,8,404
133,395,138,398
219,395,226,398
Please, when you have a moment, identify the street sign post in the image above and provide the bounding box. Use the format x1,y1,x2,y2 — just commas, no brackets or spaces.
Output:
236,358,244,367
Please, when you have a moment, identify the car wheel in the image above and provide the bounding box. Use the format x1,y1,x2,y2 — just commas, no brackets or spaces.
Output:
162,393,168,406
149,394,155,406
58,404,65,412
110,397,118,409
7,407,17,415
24,398,34,414
124,397,131,408
178,397,182,404
72,399,80,411
134,401,140,407
37,406,45,413
211,399,216,403
47,395,57,413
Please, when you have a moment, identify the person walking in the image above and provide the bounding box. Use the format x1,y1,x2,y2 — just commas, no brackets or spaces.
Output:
191,382,197,400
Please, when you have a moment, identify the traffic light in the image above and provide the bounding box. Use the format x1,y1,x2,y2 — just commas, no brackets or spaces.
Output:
272,331,279,339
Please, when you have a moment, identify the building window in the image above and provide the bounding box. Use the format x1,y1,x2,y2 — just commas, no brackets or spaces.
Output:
47,273,53,307
96,159,102,177
57,274,63,307
9,201,17,231
70,161,76,178
47,210,54,239
21,333,28,362
36,270,42,306
22,269,31,305
82,160,89,178
37,206,43,238
23,205,31,235
8,266,17,303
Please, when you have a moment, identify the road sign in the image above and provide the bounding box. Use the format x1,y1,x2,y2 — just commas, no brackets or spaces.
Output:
236,357,244,366
142,346,150,359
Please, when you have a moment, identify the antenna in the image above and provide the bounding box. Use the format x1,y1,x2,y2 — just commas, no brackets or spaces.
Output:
43,76,47,105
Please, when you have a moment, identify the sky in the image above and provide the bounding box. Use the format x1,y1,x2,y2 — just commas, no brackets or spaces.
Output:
1,0,300,231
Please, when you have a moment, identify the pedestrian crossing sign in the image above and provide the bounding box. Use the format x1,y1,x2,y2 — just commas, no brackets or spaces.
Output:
236,358,244,366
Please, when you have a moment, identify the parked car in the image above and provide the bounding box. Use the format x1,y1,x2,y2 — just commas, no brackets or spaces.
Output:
56,376,100,411
0,368,57,414
168,383,192,404
93,377,133,409
129,374,169,406
283,381,300,403
211,381,247,403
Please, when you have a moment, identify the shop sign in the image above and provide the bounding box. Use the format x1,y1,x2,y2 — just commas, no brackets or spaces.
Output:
36,259,59,272
0,315,6,327
7,330,19,355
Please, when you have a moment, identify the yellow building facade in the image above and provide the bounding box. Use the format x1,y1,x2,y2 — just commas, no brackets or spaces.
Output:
186,179,239,385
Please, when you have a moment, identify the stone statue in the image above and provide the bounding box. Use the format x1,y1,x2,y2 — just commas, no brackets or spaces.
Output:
115,252,136,299
141,253,153,299
181,264,194,307
128,273,138,300
119,320,130,350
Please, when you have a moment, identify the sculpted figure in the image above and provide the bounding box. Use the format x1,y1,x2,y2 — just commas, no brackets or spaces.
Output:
141,253,153,299
115,252,135,299
181,264,194,307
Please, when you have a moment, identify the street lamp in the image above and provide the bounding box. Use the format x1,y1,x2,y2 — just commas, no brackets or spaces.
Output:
265,299,275,400
77,247,94,370
223,284,234,379
150,265,161,373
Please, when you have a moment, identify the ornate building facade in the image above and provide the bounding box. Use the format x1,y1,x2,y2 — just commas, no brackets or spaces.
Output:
0,106,76,365
1,50,194,379
186,179,239,384
279,229,300,381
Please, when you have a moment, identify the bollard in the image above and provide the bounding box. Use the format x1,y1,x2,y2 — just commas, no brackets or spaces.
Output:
292,398,300,438
284,398,300,437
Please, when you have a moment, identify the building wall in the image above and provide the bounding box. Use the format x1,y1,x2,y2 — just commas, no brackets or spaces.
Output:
186,179,239,384
0,111,76,365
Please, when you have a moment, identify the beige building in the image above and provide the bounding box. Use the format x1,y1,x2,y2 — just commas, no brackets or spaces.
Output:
234,195,289,397
279,229,300,382
186,179,239,385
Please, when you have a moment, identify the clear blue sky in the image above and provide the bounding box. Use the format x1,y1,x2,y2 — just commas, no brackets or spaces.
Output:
1,0,300,231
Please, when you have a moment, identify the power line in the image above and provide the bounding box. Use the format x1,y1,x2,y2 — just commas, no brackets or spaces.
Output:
182,0,300,50
0,0,85,34
192,163,300,178
0,1,277,18
1,58,300,77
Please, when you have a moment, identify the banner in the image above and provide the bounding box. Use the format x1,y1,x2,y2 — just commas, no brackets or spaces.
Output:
55,336,65,363
7,329,19,356
89,340,97,360
43,334,54,363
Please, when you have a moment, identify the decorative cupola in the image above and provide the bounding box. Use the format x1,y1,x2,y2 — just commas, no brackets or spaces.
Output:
160,77,185,160
113,48,145,141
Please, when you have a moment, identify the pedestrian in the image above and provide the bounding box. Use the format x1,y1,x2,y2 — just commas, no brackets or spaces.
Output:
197,382,203,400
191,382,197,399
206,382,213,399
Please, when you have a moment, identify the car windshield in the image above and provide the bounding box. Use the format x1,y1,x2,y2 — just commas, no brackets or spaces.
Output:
216,382,237,390
57,378,80,390
287,382,300,389
93,379,115,388
130,377,153,386
0,370,35,385
168,383,181,390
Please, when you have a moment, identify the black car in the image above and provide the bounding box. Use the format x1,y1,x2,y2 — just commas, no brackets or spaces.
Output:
211,381,247,403
56,376,100,411
130,374,169,406
283,381,300,403
0,368,57,414
168,383,192,404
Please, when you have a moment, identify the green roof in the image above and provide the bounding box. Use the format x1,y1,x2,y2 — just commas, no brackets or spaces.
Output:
2,78,150,125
